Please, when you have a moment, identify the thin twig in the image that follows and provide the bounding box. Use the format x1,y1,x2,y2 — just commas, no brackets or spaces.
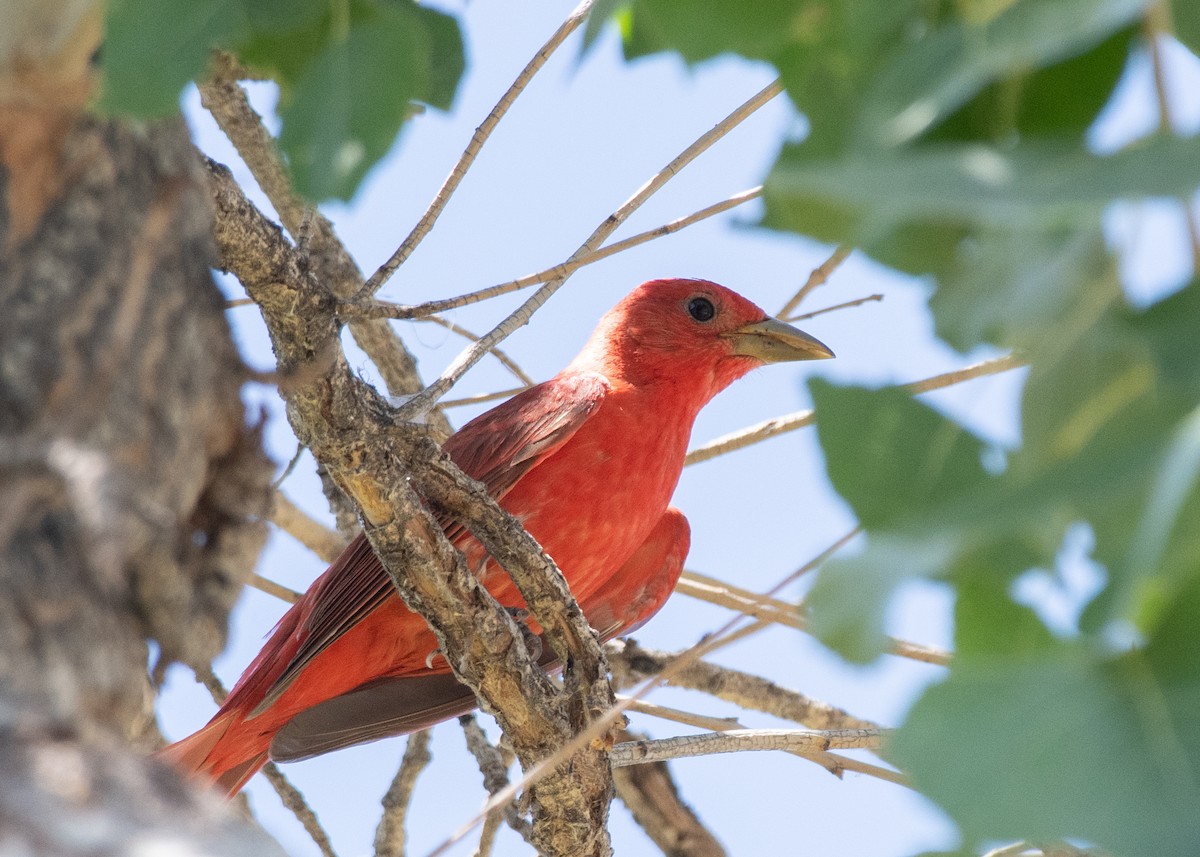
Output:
272,491,347,563
195,668,337,857
422,315,535,386
200,56,454,434
271,442,306,490
359,0,596,297
611,640,884,731
777,245,853,318
610,727,885,768
616,693,907,787
684,353,1027,466
251,573,300,604
374,730,434,857
261,763,341,857
674,571,950,666
619,697,743,733
440,387,528,409
785,293,883,322
612,728,728,857
344,187,762,322
459,716,532,844
426,526,857,857
397,81,784,426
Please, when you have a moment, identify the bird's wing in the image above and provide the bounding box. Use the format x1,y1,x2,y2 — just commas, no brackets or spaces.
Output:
247,373,610,718
267,508,689,760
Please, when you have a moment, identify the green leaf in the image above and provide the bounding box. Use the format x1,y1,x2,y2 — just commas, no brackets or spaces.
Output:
582,0,626,55
277,1,462,201
806,535,957,663
808,380,990,532
625,0,811,63
100,0,248,116
925,25,1137,144
764,136,1200,253
1173,0,1200,56
891,644,1200,857
926,225,1109,352
855,0,1149,148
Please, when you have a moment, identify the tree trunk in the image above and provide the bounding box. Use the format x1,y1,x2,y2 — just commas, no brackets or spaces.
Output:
0,3,277,852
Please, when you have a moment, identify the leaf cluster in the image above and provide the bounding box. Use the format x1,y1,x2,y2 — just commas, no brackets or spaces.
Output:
101,0,464,199
593,1,1200,854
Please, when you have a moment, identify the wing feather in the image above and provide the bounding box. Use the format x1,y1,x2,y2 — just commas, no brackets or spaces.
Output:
249,373,609,716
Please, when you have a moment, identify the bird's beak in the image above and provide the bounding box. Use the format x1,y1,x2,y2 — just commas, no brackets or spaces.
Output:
723,317,834,362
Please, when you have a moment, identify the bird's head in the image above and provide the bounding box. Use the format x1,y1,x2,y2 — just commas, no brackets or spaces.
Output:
570,278,833,403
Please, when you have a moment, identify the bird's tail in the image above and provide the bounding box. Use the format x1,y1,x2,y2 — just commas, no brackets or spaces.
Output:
158,711,269,797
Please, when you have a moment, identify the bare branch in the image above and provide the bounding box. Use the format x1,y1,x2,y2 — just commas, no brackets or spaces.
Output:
374,730,434,857
460,716,532,846
674,571,951,667
199,60,452,434
777,244,853,318
685,353,1027,466
610,728,885,768
422,315,535,386
250,573,299,604
441,387,528,409
196,669,336,856
429,528,860,855
343,186,762,323
609,640,882,732
206,157,614,857
393,80,784,424
271,491,346,563
785,293,883,322
360,0,595,297
613,729,728,857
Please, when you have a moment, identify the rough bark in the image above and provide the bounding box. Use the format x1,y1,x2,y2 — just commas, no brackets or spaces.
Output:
0,3,276,852
206,155,617,857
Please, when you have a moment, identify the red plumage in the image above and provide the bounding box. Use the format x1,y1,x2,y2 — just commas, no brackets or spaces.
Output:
160,278,832,794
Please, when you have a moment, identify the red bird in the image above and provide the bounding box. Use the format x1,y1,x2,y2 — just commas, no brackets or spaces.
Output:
162,278,832,794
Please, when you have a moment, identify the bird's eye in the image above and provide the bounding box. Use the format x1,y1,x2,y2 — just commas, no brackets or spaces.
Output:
687,296,715,322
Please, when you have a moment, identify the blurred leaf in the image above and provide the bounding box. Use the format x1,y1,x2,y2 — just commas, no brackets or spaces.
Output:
417,5,466,111
238,7,335,89
101,0,248,116
244,0,327,32
926,26,1137,143
763,136,1200,254
855,0,1149,148
808,381,990,532
891,644,1200,857
582,0,626,55
277,2,462,201
625,0,809,62
953,563,1058,661
927,226,1107,352
1173,0,1200,56
806,535,957,663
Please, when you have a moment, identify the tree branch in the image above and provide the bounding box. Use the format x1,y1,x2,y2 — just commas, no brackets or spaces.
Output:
391,80,784,423
374,730,433,857
685,354,1027,466
205,155,614,857
613,729,728,857
343,186,762,323
610,728,885,768
199,54,453,436
359,0,596,297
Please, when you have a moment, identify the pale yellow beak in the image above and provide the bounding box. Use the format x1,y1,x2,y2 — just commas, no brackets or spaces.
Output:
723,317,834,362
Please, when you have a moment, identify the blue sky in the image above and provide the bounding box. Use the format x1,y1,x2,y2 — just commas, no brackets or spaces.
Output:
158,3,1198,855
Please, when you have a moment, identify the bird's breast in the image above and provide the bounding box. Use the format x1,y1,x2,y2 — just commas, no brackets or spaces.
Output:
491,392,694,604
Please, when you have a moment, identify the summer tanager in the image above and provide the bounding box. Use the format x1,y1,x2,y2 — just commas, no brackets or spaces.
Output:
162,278,832,794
